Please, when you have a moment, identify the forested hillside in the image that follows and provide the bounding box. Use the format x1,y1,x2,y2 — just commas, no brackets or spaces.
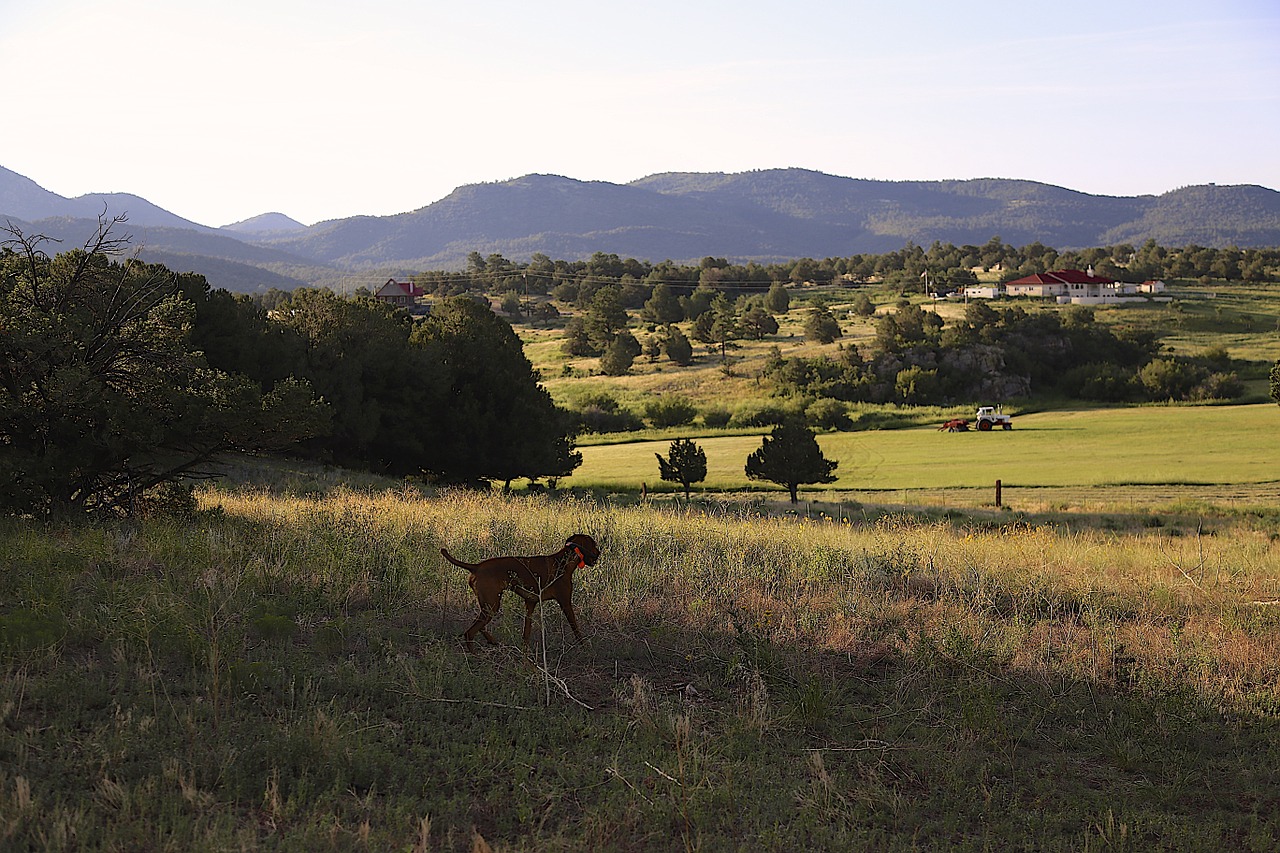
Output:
4,165,1279,290
256,171,1280,269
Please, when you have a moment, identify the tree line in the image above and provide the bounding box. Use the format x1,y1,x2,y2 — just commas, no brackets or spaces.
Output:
766,301,1244,408
0,221,579,517
397,239,1278,306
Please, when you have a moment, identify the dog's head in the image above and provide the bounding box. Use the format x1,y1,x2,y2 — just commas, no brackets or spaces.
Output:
565,533,601,567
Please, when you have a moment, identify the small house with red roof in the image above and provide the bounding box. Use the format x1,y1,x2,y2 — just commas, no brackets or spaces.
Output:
375,278,426,309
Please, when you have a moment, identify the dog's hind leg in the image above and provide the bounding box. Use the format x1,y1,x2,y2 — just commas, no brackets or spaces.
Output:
464,599,501,649
521,599,540,646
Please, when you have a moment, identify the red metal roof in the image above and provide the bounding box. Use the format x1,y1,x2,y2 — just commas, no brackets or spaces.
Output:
1006,268,1115,286
379,279,424,297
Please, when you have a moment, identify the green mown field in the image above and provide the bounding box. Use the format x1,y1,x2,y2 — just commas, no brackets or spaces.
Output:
565,404,1280,494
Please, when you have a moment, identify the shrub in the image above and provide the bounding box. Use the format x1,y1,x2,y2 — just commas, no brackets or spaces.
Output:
1059,362,1138,402
702,407,733,428
644,396,698,428
1190,372,1244,401
572,393,643,433
1138,358,1206,401
894,366,941,405
730,404,795,428
805,398,852,430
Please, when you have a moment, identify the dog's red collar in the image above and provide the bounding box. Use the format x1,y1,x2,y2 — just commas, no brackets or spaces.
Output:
568,544,586,569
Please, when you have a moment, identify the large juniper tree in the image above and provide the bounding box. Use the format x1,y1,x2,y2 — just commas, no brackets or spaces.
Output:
744,420,838,503
410,296,580,487
0,220,327,517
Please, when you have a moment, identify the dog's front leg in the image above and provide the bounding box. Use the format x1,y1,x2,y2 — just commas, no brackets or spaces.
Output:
556,593,584,642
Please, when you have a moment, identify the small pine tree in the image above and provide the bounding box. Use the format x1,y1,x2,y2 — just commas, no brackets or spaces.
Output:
599,331,641,375
656,438,707,500
1271,360,1280,406
765,281,791,314
642,283,684,324
744,420,838,503
804,305,843,344
661,325,694,366
851,292,875,317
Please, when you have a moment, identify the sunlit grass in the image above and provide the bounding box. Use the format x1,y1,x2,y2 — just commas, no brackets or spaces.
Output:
5,478,1280,848
564,404,1280,493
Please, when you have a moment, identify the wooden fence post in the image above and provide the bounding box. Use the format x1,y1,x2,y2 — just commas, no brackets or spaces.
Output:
995,479,1002,508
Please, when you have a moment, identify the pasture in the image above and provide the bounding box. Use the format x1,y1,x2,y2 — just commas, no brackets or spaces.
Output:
565,403,1280,502
4,483,1280,850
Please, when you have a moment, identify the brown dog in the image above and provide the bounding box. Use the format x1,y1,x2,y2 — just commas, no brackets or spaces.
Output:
441,533,601,650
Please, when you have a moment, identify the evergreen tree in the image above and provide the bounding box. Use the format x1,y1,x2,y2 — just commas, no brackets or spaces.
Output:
0,222,327,517
583,285,629,352
804,305,843,344
660,325,694,366
599,330,641,375
693,295,740,360
561,316,593,356
744,420,838,503
765,281,791,313
656,438,707,499
1270,361,1280,406
642,283,684,324
278,288,434,473
411,296,580,486
740,306,779,340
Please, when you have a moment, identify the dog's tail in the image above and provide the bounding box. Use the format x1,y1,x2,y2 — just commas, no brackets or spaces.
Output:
440,548,477,570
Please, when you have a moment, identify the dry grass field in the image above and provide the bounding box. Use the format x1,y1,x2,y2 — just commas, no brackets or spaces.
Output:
4,480,1280,849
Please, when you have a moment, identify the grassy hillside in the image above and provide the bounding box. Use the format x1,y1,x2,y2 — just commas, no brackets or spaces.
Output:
520,280,1280,416
4,484,1280,849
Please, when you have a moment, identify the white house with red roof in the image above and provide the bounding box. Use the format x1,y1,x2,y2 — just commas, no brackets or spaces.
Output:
1004,268,1141,303
375,278,426,309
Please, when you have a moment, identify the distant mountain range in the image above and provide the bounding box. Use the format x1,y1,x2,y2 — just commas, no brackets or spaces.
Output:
3,165,1278,293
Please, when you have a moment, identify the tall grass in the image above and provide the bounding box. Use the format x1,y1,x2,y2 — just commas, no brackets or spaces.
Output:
3,485,1280,849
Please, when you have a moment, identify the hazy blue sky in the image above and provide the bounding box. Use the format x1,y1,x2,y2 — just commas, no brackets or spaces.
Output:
3,0,1277,226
